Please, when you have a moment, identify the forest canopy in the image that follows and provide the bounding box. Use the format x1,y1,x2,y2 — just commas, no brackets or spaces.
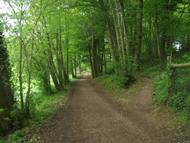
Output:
0,0,190,135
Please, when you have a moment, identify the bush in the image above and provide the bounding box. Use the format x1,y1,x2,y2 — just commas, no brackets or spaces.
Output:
7,130,25,143
153,72,169,104
153,71,190,122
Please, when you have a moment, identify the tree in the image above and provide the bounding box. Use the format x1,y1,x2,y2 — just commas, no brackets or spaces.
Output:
134,0,143,69
0,21,14,132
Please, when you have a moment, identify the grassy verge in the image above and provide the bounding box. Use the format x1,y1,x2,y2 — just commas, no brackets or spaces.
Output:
1,88,69,143
95,74,142,105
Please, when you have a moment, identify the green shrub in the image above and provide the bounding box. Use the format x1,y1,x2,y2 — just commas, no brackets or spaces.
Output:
153,71,190,122
7,130,25,143
153,72,169,104
0,139,4,143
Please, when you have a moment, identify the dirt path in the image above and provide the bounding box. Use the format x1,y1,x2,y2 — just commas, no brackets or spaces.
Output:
39,73,171,143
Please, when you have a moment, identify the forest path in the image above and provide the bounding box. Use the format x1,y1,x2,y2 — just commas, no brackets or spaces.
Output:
39,72,170,143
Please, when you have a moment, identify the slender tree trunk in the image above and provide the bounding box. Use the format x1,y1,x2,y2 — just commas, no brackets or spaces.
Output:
88,44,94,78
50,70,61,90
79,57,82,74
43,71,52,94
148,18,152,54
109,0,123,60
107,24,118,74
74,55,77,77
99,0,118,74
144,20,152,55
155,7,162,61
92,29,98,78
114,0,126,65
62,27,69,84
66,38,69,81
55,32,63,90
119,0,131,57
100,36,104,74
19,38,24,110
187,34,189,49
71,60,76,78
49,52,62,91
134,0,143,70
24,34,34,118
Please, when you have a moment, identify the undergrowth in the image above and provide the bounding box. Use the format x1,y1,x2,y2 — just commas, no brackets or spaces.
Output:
95,74,121,94
95,73,142,106
1,90,68,143
153,53,190,123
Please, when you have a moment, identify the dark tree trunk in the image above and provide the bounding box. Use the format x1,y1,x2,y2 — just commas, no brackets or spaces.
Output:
134,0,143,70
99,0,118,74
186,35,189,50
55,32,64,90
50,70,62,91
88,44,94,78
119,0,131,57
71,60,76,78
43,71,53,94
74,55,77,77
92,29,98,78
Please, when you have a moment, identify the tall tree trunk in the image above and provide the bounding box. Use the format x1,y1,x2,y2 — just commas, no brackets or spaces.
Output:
49,52,62,91
99,0,118,74
114,0,126,66
63,27,69,84
74,55,77,77
109,0,123,60
24,33,34,118
43,70,52,94
88,44,94,78
50,70,61,90
148,18,152,54
155,6,162,61
71,60,76,78
66,37,69,82
187,34,189,50
119,0,131,57
19,38,24,110
92,29,98,78
79,57,82,74
134,0,143,70
55,32,63,90
107,24,118,74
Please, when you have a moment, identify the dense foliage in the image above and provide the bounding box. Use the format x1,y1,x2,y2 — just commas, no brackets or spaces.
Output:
0,0,190,139
153,54,190,122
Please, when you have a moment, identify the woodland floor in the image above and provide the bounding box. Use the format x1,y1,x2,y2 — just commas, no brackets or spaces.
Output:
36,72,190,143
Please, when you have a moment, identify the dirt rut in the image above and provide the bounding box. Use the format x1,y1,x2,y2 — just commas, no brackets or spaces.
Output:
40,73,168,143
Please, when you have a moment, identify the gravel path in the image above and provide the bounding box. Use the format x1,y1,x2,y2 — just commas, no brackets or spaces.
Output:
40,73,169,143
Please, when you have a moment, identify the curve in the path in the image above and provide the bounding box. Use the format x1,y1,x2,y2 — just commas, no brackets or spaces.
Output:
40,73,166,143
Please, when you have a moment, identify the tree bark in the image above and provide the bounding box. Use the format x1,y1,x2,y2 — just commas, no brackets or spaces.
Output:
19,38,24,110
109,0,123,60
134,0,143,70
24,30,35,118
71,60,76,78
55,32,63,90
114,0,126,65
99,0,118,74
74,55,77,77
155,7,162,61
92,29,98,78
119,0,131,57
